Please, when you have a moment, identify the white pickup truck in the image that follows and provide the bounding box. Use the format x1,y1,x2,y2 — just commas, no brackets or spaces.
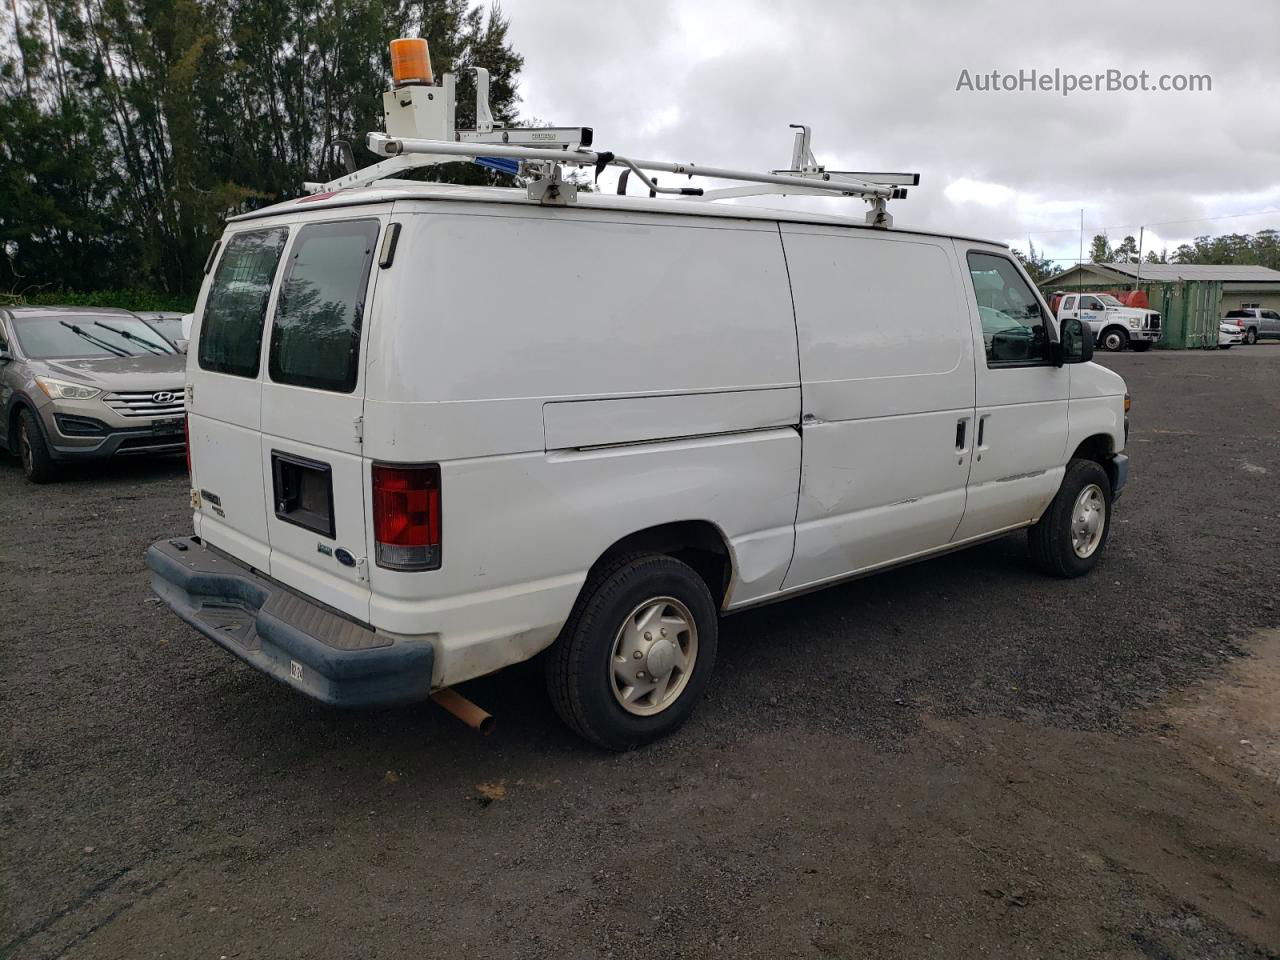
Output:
1055,293,1161,352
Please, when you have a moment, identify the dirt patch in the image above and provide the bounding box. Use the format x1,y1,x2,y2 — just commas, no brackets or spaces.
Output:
1165,629,1280,788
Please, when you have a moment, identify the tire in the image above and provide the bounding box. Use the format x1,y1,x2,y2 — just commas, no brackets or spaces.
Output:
545,553,718,750
1100,327,1128,353
1028,458,1112,578
1129,341,1152,352
18,409,56,483
1244,328,1258,345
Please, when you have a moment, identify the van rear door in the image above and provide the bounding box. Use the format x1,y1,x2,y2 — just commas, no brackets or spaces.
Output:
190,227,290,571
259,216,385,621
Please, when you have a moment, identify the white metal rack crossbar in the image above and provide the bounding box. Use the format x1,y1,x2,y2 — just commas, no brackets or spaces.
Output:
305,60,920,227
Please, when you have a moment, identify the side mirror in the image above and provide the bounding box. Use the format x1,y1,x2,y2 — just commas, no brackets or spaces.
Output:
0,347,12,363
1059,317,1094,365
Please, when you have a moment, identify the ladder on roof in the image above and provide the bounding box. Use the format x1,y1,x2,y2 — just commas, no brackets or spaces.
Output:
304,60,919,228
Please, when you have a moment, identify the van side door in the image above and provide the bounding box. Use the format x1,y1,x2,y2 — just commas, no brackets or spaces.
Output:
953,247,1069,540
259,216,386,621
780,228,977,590
189,227,291,571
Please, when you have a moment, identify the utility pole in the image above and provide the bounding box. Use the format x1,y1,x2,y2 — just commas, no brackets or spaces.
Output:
1078,209,1084,292
1133,225,1145,290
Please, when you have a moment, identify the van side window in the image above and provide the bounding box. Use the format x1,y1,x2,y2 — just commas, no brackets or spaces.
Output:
198,228,289,378
966,252,1050,367
268,219,380,393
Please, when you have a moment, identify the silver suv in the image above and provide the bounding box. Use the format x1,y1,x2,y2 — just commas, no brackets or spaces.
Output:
0,306,187,483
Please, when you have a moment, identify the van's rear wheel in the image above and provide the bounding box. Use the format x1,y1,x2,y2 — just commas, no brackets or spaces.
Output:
1028,458,1112,578
546,554,718,750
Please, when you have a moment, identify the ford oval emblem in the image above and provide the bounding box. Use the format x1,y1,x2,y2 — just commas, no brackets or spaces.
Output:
334,548,356,567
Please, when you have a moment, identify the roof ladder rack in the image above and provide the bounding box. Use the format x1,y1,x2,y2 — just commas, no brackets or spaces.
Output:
304,51,920,228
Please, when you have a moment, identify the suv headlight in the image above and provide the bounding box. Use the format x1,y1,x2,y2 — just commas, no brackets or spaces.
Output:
35,377,102,401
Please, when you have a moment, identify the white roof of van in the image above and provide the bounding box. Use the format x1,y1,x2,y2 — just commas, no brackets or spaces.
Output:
229,180,1007,248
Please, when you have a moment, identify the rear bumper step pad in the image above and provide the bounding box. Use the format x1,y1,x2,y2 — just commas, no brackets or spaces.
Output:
146,537,434,707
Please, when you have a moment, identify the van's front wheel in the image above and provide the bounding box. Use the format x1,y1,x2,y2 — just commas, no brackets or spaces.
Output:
1028,458,1113,577
546,554,718,750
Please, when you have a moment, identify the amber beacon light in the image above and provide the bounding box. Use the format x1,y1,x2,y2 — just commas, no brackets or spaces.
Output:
390,37,433,86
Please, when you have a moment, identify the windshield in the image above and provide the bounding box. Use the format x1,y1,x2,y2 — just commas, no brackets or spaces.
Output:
13,314,179,359
143,316,185,342
1097,294,1123,307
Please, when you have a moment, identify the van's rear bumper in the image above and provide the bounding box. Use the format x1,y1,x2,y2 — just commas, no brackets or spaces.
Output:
146,537,435,708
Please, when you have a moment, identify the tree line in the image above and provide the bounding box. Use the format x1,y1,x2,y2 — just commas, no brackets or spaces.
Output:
1015,228,1280,286
1,0,523,305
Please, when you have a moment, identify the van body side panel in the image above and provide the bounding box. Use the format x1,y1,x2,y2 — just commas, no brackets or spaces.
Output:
364,207,799,413
361,205,802,669
953,241,1070,539
1065,361,1127,463
780,229,977,590
370,431,800,687
543,387,800,450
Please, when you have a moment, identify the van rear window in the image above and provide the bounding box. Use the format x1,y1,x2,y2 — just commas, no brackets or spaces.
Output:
268,219,379,394
198,228,288,378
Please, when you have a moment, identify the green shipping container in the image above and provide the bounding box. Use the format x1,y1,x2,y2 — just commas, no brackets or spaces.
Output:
1140,280,1222,349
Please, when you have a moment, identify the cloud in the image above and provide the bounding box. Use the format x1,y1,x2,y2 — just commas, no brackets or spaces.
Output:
498,0,1280,263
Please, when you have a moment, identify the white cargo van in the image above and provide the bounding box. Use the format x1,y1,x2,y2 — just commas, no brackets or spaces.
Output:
147,45,1129,749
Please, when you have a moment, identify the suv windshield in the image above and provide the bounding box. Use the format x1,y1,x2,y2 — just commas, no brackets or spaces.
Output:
13,314,178,359
1097,294,1123,307
143,316,185,343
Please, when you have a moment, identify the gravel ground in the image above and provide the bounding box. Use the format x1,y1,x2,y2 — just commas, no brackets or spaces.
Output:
2,347,1279,959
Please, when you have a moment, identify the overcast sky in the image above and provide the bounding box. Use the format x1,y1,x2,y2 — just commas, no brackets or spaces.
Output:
499,0,1280,268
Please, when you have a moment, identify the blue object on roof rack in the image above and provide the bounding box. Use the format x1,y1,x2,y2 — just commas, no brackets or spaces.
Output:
474,156,520,177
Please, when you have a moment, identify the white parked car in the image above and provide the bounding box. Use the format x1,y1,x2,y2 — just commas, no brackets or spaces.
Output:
146,42,1130,749
1219,319,1245,348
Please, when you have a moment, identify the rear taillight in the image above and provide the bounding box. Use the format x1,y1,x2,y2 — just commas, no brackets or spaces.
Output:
372,463,441,571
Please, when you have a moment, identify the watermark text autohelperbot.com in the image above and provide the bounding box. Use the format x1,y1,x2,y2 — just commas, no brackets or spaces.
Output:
956,68,1211,96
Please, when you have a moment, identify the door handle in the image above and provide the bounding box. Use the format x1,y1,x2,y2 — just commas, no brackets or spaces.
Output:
955,417,968,452
977,415,987,448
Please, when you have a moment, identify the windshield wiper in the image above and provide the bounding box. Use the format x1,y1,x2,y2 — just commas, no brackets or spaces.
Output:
94,321,171,355
59,321,131,358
